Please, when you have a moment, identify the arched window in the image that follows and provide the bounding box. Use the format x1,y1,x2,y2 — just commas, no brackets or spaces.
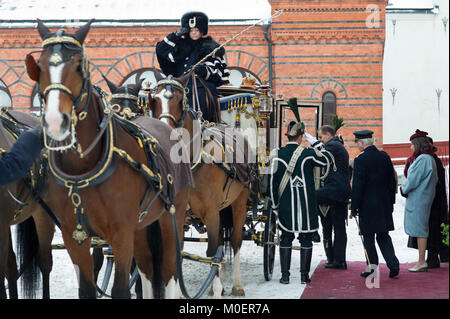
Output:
30,85,42,115
120,68,164,89
0,79,12,107
322,91,336,126
227,67,261,87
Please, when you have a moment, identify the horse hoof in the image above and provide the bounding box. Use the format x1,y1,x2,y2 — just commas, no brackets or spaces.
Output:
231,287,245,296
209,287,225,297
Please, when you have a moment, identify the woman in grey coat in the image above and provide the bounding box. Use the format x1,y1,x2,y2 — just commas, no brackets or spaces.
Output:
401,130,438,272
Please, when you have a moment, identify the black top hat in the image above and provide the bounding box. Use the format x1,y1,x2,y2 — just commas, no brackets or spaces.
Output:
181,11,209,35
353,130,374,139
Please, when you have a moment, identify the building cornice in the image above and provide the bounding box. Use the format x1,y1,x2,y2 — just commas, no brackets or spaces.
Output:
272,29,385,43
0,27,269,48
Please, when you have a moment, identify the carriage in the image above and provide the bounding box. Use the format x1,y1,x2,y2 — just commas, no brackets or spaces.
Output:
0,74,285,299
0,19,298,299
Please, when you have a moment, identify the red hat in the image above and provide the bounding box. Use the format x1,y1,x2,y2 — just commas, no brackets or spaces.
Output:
409,129,428,141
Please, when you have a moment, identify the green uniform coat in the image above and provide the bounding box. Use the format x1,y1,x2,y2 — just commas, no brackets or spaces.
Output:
270,142,331,233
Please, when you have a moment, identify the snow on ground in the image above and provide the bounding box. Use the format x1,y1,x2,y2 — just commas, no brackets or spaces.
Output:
12,193,422,299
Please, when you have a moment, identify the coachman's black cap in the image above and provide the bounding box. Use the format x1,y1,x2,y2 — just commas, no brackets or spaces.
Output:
181,11,209,35
353,130,374,139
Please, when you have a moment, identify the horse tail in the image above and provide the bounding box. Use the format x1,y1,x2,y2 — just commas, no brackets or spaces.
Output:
16,217,41,299
146,221,164,299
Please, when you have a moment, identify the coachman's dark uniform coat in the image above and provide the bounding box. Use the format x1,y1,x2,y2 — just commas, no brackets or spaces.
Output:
0,130,43,186
156,29,230,122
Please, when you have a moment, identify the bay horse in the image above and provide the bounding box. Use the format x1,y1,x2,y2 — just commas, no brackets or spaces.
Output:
0,109,55,299
25,19,193,298
150,73,258,297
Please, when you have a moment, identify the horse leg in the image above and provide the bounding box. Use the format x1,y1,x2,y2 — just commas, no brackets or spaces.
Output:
109,231,134,299
33,210,55,299
130,259,143,299
204,209,221,258
0,230,6,299
6,229,19,299
156,190,188,299
203,209,225,298
92,247,104,284
229,190,249,296
134,227,155,299
0,220,13,299
61,228,96,299
159,212,183,299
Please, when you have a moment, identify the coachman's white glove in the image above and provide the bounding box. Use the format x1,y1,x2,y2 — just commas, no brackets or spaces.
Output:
304,131,318,145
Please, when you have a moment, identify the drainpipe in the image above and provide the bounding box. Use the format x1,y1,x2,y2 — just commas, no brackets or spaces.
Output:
262,20,273,91
263,19,275,146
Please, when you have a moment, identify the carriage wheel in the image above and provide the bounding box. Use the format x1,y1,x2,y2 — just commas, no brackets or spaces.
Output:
263,206,277,281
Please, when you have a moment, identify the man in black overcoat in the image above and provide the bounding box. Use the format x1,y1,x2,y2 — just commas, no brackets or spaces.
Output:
306,125,351,269
351,130,400,278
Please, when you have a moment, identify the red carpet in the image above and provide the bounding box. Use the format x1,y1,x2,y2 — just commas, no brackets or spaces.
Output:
300,261,449,299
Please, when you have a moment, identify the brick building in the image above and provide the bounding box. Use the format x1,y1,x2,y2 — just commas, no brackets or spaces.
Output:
1,0,388,158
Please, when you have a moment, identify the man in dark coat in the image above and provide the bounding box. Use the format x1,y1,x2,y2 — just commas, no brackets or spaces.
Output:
306,125,351,269
156,11,230,122
0,129,43,186
351,130,400,278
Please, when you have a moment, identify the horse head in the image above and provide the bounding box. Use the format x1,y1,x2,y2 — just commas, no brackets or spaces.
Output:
104,76,144,115
151,72,191,128
26,19,94,149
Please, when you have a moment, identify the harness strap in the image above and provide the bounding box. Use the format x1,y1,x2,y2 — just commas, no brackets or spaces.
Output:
198,77,220,123
112,146,174,214
71,187,90,245
43,84,76,102
76,107,114,158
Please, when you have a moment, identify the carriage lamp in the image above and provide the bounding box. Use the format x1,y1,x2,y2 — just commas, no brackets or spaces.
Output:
258,84,273,114
138,81,152,116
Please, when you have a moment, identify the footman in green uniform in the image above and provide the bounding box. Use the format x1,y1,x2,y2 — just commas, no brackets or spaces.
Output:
269,100,333,284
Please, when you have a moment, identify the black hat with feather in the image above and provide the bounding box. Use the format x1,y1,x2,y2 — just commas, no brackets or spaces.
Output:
285,98,305,137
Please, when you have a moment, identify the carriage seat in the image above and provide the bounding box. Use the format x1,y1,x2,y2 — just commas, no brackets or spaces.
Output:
219,93,256,112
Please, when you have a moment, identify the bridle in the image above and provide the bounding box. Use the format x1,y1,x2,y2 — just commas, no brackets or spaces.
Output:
154,77,189,128
110,87,139,116
37,31,92,152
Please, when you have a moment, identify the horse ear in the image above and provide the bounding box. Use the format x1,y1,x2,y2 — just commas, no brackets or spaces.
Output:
25,53,40,81
36,18,51,40
178,72,192,87
74,19,95,44
102,75,119,94
154,71,165,83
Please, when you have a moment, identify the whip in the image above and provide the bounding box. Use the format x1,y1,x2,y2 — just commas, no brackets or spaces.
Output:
188,9,284,73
